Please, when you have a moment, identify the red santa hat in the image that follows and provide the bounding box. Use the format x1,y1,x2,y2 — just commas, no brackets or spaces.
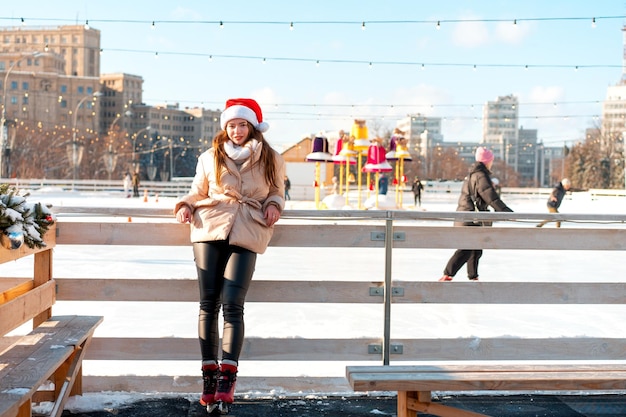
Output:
220,98,269,133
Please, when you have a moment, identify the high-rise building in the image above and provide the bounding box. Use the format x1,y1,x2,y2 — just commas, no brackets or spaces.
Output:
396,113,443,158
0,25,100,77
100,73,144,134
482,94,519,167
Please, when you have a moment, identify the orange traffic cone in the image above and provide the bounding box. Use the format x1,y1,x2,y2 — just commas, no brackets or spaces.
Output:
155,193,159,203
127,216,132,222
143,189,148,203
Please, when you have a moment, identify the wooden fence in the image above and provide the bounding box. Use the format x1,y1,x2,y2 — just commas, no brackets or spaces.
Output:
34,206,626,395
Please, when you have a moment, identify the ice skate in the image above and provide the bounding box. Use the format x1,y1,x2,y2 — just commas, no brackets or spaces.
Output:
214,363,238,414
438,275,453,281
199,363,219,413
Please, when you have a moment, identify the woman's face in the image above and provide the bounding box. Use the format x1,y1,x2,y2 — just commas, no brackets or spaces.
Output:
225,118,251,146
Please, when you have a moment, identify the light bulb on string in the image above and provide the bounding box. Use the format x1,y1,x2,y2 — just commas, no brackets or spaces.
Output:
154,51,159,59
591,17,596,28
84,20,89,30
21,17,25,26
361,21,366,30
316,60,320,67
436,21,441,30
219,21,223,29
208,55,213,62
290,22,294,31
513,19,517,26
368,62,372,69
151,21,156,30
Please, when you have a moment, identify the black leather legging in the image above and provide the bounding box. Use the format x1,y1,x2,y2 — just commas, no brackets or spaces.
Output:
193,241,256,363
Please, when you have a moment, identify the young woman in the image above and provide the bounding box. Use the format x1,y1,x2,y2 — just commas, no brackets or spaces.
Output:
174,98,285,413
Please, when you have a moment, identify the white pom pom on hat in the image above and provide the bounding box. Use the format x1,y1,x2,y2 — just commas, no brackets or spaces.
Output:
220,98,269,133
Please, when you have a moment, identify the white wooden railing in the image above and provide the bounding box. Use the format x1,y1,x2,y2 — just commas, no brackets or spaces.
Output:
36,206,626,395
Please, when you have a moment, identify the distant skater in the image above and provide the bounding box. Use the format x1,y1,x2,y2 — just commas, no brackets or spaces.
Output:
536,178,571,228
412,177,423,207
132,171,140,197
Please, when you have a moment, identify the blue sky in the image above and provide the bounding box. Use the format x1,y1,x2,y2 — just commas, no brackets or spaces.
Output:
2,1,625,149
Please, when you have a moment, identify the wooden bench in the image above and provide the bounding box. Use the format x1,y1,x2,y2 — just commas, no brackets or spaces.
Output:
0,226,103,417
347,364,626,417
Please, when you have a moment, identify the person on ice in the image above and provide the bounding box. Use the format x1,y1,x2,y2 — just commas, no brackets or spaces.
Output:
439,147,513,282
174,98,285,413
536,178,571,228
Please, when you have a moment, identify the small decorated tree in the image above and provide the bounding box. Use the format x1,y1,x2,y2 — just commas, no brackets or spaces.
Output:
0,184,55,249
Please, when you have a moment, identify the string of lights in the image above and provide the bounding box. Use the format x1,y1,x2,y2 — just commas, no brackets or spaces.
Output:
258,112,602,121
101,47,621,71
145,98,604,109
3,14,624,27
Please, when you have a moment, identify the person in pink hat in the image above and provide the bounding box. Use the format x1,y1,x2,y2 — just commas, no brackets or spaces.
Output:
439,146,513,282
174,98,285,413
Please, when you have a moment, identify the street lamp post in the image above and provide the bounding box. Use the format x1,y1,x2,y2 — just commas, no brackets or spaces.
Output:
0,51,41,178
131,126,150,172
69,91,102,189
623,132,626,191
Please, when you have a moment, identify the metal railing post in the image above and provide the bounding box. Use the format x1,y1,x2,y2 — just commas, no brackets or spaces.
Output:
382,215,393,365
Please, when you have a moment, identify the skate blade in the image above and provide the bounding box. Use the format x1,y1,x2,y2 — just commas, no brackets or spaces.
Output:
206,403,219,414
217,400,231,415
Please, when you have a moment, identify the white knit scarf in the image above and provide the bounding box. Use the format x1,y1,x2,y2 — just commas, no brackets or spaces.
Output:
224,139,259,161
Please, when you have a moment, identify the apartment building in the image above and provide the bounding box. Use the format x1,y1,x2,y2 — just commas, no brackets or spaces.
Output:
0,25,102,133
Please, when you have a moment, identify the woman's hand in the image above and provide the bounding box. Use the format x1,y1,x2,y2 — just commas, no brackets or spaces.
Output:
264,204,281,227
176,205,192,224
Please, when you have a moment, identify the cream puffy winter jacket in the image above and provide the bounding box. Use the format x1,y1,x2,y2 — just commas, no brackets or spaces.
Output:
174,143,285,254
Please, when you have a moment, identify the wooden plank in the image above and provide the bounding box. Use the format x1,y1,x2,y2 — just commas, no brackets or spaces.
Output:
395,226,626,250
393,338,626,361
348,370,626,392
56,222,191,246
0,278,32,304
33,248,54,328
0,316,102,381
86,337,381,361
55,278,380,303
0,227,55,264
55,279,626,305
0,392,24,417
347,363,626,375
0,280,56,336
0,336,21,355
83,336,626,362
55,221,626,250
393,281,626,304
0,316,101,417
55,222,388,248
